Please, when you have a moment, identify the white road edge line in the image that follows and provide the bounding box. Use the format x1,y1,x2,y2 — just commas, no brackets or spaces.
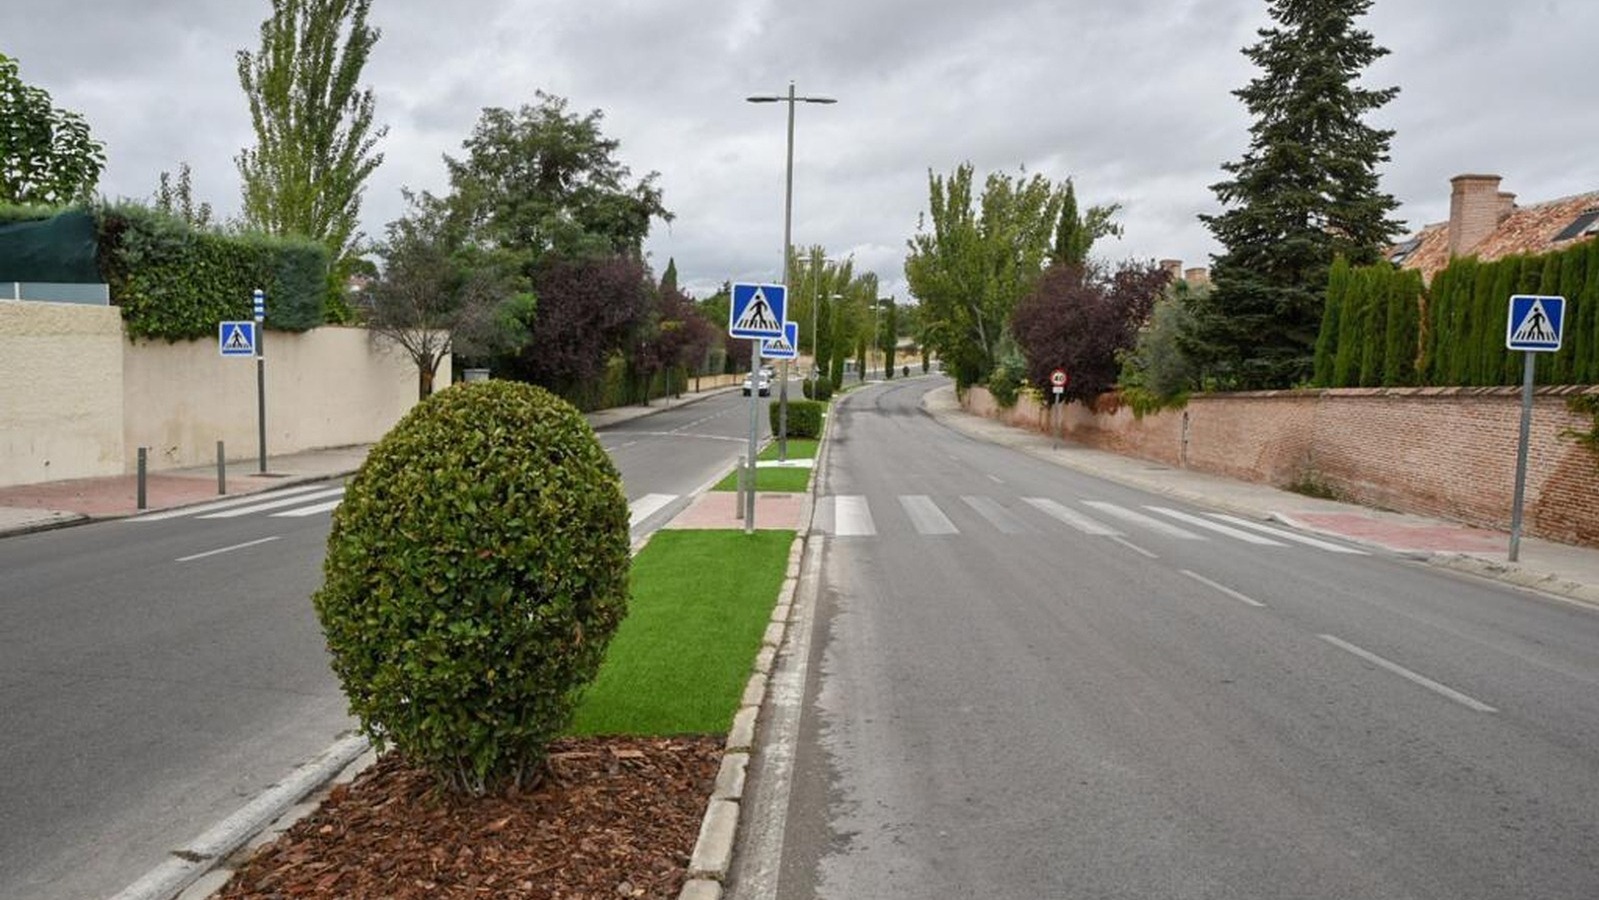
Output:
175,536,281,563
1319,634,1498,713
1110,536,1158,559
1180,569,1267,607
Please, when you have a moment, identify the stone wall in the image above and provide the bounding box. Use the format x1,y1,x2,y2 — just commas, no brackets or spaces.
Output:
962,384,1599,548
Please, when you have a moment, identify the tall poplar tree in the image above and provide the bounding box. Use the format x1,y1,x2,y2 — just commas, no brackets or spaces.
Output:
1185,0,1402,389
236,0,386,275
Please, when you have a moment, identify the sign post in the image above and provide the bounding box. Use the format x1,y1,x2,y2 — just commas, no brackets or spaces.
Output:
764,321,800,461
730,283,787,533
1505,294,1566,561
1050,368,1068,449
253,289,267,474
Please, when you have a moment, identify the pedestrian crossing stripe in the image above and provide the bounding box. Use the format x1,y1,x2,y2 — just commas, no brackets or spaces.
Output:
1506,294,1565,351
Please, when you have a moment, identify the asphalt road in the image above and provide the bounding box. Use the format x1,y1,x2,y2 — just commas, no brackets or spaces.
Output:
734,377,1599,900
0,386,767,900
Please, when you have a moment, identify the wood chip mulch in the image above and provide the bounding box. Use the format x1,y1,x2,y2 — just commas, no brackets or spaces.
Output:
216,736,723,900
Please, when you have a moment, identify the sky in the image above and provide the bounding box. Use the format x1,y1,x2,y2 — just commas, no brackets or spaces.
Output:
5,0,1598,301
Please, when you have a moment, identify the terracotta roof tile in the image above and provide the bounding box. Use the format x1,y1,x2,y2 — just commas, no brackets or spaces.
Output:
1392,189,1599,282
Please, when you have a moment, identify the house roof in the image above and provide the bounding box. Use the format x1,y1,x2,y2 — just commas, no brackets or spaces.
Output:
1392,189,1599,281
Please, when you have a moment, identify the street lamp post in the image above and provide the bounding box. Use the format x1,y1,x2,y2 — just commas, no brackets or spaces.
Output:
748,82,835,467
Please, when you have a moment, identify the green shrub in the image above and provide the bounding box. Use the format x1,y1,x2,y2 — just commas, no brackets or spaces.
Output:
771,398,824,438
313,381,631,795
803,375,833,401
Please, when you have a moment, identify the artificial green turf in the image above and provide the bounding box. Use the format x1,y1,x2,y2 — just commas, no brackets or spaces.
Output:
759,438,818,460
712,463,813,493
567,529,795,736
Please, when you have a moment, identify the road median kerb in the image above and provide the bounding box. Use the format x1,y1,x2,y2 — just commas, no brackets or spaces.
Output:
713,752,749,801
727,706,758,752
741,672,769,708
687,798,740,879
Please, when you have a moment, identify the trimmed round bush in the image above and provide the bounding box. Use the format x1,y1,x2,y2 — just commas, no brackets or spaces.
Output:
802,375,833,402
313,380,630,794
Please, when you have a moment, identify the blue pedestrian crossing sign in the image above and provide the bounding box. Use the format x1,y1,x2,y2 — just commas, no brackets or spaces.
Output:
762,321,799,360
219,321,257,357
729,282,787,339
1506,295,1565,352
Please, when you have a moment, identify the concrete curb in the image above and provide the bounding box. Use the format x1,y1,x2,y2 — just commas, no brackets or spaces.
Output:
677,396,826,899
110,735,370,900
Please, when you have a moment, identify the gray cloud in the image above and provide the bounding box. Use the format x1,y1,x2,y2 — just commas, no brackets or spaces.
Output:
5,0,1597,300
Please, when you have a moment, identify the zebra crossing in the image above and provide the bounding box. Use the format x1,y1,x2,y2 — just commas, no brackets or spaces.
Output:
819,494,1366,555
129,484,684,528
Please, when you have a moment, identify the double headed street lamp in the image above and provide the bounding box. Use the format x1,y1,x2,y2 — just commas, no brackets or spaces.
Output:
748,82,835,464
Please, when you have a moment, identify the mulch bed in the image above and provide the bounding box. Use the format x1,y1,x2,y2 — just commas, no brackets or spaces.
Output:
217,736,722,899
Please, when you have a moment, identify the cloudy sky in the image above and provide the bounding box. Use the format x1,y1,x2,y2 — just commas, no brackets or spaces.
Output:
5,0,1597,299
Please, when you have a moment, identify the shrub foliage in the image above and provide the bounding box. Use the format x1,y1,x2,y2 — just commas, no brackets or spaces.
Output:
771,398,824,439
313,381,631,794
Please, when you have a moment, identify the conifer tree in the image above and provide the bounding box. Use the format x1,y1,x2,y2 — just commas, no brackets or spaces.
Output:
1184,0,1402,389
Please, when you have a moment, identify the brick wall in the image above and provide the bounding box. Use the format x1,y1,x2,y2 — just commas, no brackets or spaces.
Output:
962,385,1599,548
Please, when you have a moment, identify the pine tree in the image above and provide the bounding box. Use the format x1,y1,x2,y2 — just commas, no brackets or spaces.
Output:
1184,0,1402,389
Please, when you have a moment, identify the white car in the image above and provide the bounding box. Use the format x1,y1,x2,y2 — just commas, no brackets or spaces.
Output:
742,374,771,397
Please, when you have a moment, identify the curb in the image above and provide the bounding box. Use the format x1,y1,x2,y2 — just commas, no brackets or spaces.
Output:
676,396,827,900
111,735,371,900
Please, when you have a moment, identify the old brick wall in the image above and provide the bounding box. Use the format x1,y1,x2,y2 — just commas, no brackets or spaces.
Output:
961,385,1599,548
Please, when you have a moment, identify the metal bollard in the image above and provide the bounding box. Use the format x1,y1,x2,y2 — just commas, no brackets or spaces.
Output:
136,447,148,510
217,440,227,495
735,456,745,520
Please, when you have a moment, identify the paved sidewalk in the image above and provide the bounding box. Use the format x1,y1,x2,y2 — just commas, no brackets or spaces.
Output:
922,385,1599,607
0,386,737,539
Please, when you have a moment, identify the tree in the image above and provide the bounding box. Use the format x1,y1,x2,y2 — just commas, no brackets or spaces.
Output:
906,163,1096,388
880,299,898,378
1186,0,1402,390
438,94,671,260
236,0,386,272
1050,179,1122,267
1120,279,1203,402
504,254,655,408
153,162,214,229
1011,262,1170,404
366,202,533,399
0,52,105,204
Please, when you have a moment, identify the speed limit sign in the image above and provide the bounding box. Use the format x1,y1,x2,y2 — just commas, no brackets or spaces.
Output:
1050,368,1068,389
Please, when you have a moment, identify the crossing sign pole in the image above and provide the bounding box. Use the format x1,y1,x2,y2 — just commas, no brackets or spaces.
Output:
254,288,267,474
1506,294,1566,561
729,283,787,533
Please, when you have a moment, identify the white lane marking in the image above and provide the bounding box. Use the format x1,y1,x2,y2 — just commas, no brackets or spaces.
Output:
1083,501,1203,540
198,487,346,519
1208,514,1369,554
900,495,959,535
1148,507,1285,545
834,496,876,536
1180,569,1266,607
1110,536,1158,559
1024,498,1120,535
961,495,1029,534
1319,634,1498,713
628,493,678,528
987,474,1004,484
271,498,344,518
126,484,331,522
175,536,281,563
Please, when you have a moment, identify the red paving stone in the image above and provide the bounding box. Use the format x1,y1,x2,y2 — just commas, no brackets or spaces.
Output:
1288,512,1508,554
664,490,805,531
0,472,290,518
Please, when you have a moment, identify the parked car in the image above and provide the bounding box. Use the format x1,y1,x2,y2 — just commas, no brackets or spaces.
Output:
742,374,771,397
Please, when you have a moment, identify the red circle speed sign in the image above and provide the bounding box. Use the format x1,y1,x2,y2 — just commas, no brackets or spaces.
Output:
1050,368,1068,387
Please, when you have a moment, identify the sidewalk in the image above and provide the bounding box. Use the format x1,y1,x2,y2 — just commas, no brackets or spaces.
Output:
0,386,738,539
922,385,1599,607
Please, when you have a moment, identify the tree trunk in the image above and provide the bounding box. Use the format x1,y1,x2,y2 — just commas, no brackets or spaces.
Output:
418,365,434,400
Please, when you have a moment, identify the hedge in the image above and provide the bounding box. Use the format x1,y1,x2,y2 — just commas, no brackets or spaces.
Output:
770,398,824,438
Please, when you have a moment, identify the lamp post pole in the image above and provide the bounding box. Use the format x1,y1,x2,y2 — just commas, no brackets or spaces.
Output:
748,82,835,464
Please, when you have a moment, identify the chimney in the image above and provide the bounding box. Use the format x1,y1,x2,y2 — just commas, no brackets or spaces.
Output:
1159,259,1183,281
1498,191,1517,220
1448,174,1503,257
1184,267,1210,289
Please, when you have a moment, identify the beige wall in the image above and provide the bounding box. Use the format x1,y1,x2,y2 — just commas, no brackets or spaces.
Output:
122,326,448,471
0,301,443,486
0,300,126,485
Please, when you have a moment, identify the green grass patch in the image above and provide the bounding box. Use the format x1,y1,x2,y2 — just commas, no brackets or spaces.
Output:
761,438,818,461
568,529,795,736
712,463,813,492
